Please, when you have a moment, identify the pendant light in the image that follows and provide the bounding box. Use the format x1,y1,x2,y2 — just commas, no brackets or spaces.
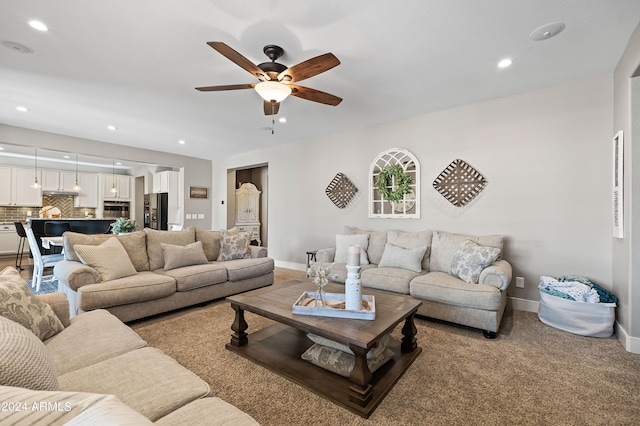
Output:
30,148,40,189
73,153,81,191
110,158,117,194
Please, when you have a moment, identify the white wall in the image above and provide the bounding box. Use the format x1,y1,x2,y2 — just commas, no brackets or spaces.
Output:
214,75,613,302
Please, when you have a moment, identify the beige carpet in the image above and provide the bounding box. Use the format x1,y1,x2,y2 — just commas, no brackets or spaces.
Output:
131,269,640,425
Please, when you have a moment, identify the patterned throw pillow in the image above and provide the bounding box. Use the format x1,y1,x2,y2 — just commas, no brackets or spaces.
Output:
0,268,65,341
74,238,138,282
449,240,501,284
0,316,59,390
217,229,252,261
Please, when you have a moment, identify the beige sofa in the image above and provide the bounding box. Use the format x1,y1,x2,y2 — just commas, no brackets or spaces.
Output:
315,226,512,338
54,227,274,322
0,267,258,425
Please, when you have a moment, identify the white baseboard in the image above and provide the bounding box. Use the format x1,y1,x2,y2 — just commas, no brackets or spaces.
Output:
274,260,306,271
615,322,640,354
509,297,539,313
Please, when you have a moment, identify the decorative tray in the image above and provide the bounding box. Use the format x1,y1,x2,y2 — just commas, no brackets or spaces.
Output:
292,292,376,320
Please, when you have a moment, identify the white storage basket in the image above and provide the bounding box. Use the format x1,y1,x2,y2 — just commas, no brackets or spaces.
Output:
538,290,616,338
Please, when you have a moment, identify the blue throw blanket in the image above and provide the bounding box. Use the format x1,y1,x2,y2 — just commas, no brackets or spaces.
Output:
557,275,618,304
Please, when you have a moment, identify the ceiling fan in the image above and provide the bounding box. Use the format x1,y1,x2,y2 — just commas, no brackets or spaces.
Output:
196,42,342,115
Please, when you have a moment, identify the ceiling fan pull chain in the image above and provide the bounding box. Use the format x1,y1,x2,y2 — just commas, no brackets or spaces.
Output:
271,101,275,134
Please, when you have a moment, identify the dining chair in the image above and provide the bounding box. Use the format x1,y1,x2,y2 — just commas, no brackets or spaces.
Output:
25,227,64,292
14,222,27,270
44,222,71,254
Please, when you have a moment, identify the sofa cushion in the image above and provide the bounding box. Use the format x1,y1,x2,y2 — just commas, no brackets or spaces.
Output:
218,228,252,261
410,271,503,311
378,243,427,273
449,240,501,284
335,234,370,264
64,231,150,271
301,343,394,377
145,227,196,271
0,386,154,425
0,267,64,340
429,231,503,273
224,257,275,282
361,267,422,294
155,263,228,291
0,316,58,391
344,226,387,265
74,238,138,282
387,229,433,271
44,309,147,375
196,228,221,261
58,347,211,422
155,397,260,426
162,241,209,270
77,271,176,311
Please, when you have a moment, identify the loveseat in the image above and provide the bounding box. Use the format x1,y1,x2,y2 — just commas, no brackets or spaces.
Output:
315,226,512,338
0,266,258,425
54,227,274,322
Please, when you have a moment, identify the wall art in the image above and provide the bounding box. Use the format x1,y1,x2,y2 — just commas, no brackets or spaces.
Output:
432,159,486,207
326,173,358,209
369,148,420,218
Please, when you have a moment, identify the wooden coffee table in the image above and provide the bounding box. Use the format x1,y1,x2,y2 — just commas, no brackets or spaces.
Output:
226,280,422,418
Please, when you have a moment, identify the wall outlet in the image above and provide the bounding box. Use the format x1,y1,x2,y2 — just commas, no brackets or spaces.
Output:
516,276,525,288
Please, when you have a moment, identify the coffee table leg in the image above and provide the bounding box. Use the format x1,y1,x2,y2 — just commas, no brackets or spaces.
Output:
230,304,248,347
348,345,373,407
401,313,418,353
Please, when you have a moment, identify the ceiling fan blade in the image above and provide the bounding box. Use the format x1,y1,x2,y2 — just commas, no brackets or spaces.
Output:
207,42,268,80
289,85,342,106
263,100,280,115
277,53,340,83
195,83,255,92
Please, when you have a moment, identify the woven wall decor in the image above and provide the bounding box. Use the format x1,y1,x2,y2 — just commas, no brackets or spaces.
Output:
326,172,358,209
433,159,486,207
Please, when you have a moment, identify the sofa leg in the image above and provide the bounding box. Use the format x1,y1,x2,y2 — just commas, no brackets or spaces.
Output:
483,330,497,339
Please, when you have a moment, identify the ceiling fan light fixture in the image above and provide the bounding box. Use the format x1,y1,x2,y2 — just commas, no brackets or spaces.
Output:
255,81,292,103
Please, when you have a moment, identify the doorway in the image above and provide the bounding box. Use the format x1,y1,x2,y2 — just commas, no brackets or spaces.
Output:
227,164,268,247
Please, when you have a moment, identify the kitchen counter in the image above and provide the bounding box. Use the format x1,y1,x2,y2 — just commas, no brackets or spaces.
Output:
28,218,115,254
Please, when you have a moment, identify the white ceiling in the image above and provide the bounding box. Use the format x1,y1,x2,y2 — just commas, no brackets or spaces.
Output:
1,0,639,160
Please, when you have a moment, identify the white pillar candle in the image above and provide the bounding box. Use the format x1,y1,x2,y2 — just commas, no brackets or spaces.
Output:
347,245,361,267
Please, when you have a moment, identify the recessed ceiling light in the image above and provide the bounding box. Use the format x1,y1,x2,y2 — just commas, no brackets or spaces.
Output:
63,155,70,159
116,162,122,166
0,147,4,151
278,117,287,123
498,58,513,69
178,140,186,145
28,20,48,32
16,106,29,112
107,125,117,131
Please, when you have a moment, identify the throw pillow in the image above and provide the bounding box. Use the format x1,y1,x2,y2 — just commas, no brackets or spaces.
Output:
0,268,64,341
344,226,387,265
377,243,427,273
449,240,501,284
387,229,432,271
307,333,391,360
334,234,370,265
217,229,252,261
161,241,209,270
301,343,395,377
74,238,138,282
195,228,221,261
0,316,59,390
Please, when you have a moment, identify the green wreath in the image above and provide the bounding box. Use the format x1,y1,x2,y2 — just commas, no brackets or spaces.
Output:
375,164,413,203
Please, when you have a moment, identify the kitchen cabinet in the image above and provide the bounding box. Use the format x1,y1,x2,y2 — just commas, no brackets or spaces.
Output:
0,223,18,256
0,167,11,205
74,173,99,208
42,170,78,192
101,174,131,201
12,168,42,206
154,171,180,223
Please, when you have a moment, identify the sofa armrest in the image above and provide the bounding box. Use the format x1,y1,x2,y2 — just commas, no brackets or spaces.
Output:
479,259,512,291
53,260,101,292
315,248,335,263
250,246,268,258
37,292,71,327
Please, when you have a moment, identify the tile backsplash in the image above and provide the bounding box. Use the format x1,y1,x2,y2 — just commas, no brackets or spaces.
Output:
0,195,95,223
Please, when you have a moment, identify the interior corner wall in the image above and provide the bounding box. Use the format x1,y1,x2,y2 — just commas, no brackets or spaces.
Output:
0,125,213,230
214,74,613,304
613,20,640,350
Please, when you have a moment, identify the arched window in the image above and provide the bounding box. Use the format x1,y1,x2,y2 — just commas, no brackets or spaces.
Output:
369,148,420,218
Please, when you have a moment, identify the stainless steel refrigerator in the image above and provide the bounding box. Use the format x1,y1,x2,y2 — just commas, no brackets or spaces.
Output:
144,193,168,230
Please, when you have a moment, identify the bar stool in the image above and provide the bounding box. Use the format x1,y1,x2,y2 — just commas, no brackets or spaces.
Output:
14,222,27,270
